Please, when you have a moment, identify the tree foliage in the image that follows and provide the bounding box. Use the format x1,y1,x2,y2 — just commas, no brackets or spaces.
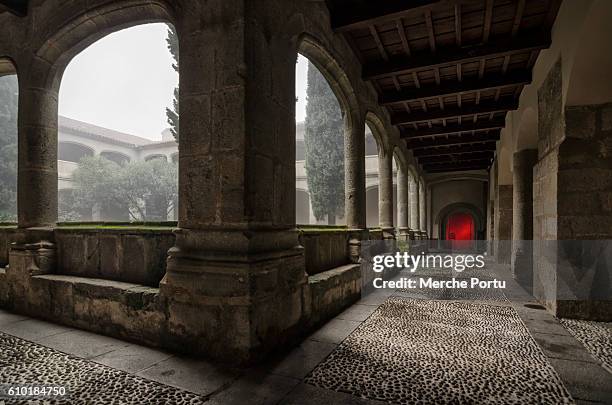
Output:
63,156,178,222
304,61,344,224
166,25,179,141
0,75,18,221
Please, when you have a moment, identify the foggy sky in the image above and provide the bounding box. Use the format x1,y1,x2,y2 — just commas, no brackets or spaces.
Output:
59,23,309,141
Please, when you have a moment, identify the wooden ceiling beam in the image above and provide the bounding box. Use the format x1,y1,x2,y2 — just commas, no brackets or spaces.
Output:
380,71,531,106
424,158,492,170
407,132,500,149
426,165,489,173
400,118,506,139
331,0,464,32
418,151,494,164
392,100,516,125
412,142,498,157
363,32,550,80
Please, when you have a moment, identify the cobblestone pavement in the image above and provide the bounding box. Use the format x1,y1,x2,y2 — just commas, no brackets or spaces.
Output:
306,297,573,404
561,318,612,374
0,332,209,404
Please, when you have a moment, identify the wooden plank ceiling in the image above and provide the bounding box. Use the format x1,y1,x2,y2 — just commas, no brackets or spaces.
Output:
327,0,561,173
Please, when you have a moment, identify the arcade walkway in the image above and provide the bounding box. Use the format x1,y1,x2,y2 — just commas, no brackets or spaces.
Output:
0,263,610,404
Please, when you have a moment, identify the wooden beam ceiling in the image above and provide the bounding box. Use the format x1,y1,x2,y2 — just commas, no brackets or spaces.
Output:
412,142,497,157
418,151,494,164
380,71,531,106
391,100,517,125
330,0,464,32
406,131,500,149
362,32,550,80
400,119,506,139
327,0,561,173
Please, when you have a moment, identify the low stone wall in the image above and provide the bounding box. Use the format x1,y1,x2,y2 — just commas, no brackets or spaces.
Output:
56,228,175,287
0,226,17,267
307,264,361,327
298,228,350,275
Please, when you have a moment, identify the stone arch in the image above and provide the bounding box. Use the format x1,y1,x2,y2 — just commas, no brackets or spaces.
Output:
0,57,17,77
565,0,612,107
58,141,95,163
34,1,176,86
297,34,360,132
515,106,538,152
436,202,484,241
100,150,131,166
365,111,388,155
144,154,167,162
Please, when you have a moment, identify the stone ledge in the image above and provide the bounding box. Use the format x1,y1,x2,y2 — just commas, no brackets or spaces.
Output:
308,264,361,328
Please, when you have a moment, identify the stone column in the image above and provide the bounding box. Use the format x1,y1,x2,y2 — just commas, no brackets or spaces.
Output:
345,115,366,230
419,180,427,237
8,60,59,286
18,76,59,228
511,149,537,291
396,163,409,240
409,175,419,239
161,3,307,363
494,184,513,264
378,149,394,238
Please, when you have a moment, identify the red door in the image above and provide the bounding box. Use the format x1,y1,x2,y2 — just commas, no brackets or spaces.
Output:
446,212,474,249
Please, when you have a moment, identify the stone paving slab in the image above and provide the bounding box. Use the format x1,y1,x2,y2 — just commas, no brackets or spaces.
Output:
306,297,574,404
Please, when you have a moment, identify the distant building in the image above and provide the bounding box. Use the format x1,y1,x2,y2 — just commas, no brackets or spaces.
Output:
59,117,394,225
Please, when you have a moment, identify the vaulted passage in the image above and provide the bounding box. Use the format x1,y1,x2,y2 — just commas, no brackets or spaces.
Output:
0,1,610,403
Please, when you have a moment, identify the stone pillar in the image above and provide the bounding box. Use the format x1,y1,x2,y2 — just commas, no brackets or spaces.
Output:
344,113,366,231
419,180,427,237
511,149,537,291
533,98,612,321
494,184,513,264
160,4,307,363
17,75,58,228
378,149,394,238
409,175,419,239
396,163,409,240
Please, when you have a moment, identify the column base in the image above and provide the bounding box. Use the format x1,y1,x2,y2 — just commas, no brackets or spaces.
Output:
381,227,395,240
159,228,308,364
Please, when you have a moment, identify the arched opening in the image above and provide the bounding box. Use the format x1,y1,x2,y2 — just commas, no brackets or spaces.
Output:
365,122,381,228
437,202,484,249
295,189,310,225
366,185,379,228
0,59,17,222
295,51,346,225
57,23,179,222
144,154,168,162
58,142,95,163
100,151,131,166
444,211,475,251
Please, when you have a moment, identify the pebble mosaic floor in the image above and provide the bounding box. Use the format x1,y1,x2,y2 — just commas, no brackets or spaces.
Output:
306,297,574,404
0,332,207,404
561,318,612,374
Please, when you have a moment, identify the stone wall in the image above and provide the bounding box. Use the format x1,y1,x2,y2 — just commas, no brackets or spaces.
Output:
56,228,175,287
494,185,513,263
533,58,612,320
0,227,16,267
298,229,350,275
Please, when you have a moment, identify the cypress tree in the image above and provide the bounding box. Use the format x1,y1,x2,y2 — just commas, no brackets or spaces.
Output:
0,75,18,221
166,25,179,141
304,61,344,224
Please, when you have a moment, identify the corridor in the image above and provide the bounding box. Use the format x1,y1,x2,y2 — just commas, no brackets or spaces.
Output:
0,260,610,404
